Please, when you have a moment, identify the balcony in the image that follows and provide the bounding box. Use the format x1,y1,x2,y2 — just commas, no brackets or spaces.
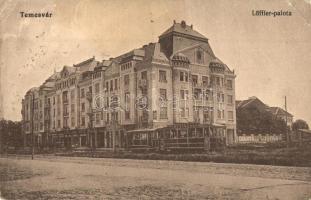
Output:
44,103,51,108
63,99,69,104
194,118,200,123
203,118,211,124
138,79,148,89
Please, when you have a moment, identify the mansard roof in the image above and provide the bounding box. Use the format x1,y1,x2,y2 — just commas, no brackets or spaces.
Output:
142,43,169,64
159,20,208,41
114,49,145,64
73,57,99,72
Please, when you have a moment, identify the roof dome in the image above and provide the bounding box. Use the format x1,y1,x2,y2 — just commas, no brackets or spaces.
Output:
171,52,190,63
209,57,225,73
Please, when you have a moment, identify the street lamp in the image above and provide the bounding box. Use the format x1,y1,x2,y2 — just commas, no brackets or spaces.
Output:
31,93,35,160
110,95,126,152
86,91,95,156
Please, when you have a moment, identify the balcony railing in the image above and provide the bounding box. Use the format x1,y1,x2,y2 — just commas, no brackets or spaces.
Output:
44,103,51,108
63,99,69,104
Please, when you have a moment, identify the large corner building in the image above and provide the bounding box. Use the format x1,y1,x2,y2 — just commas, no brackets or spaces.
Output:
21,21,237,151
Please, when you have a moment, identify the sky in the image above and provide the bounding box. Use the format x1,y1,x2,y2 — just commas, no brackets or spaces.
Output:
0,0,310,125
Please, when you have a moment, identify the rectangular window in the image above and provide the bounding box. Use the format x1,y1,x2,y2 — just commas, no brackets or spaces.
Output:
228,111,234,120
217,110,221,119
114,79,118,90
80,88,85,98
227,95,233,104
180,108,185,118
71,104,75,113
70,90,75,99
106,97,109,108
227,80,233,89
216,77,220,86
196,50,204,64
180,71,184,81
106,82,109,92
141,71,147,80
160,107,168,119
180,90,188,100
71,117,75,127
160,89,167,100
194,88,202,100
180,107,189,118
125,92,130,118
124,74,130,85
96,113,100,124
95,83,100,94
106,113,109,122
202,76,209,86
125,110,130,120
192,75,198,86
185,72,188,82
81,103,85,112
110,80,113,91
159,70,167,82
81,117,85,126
203,110,209,122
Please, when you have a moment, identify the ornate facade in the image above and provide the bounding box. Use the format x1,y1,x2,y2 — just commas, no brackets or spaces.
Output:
21,21,237,151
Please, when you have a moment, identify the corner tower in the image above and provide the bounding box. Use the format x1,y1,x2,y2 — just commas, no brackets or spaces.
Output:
159,20,215,59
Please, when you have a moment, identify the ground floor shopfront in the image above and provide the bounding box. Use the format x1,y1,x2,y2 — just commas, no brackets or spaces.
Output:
23,123,236,152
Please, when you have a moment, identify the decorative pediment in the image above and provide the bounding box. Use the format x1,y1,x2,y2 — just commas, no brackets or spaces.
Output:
173,44,215,65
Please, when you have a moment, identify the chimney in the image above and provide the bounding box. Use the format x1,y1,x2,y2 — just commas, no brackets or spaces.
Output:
181,20,186,28
191,24,193,29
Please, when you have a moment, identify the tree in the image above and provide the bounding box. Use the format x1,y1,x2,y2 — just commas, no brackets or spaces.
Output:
292,119,309,131
271,118,287,134
0,119,22,152
237,106,274,134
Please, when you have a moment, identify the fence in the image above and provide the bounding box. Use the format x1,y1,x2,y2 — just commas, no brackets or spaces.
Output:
238,134,284,143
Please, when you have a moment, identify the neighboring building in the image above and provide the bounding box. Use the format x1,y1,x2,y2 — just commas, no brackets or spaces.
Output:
236,96,293,143
22,20,237,151
270,107,293,127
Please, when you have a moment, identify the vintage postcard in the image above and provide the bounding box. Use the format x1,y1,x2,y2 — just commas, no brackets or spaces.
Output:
0,0,310,199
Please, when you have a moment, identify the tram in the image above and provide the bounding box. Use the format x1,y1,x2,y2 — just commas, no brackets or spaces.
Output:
127,123,226,152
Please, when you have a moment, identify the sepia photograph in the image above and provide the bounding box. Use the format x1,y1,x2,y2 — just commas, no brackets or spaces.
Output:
0,0,311,199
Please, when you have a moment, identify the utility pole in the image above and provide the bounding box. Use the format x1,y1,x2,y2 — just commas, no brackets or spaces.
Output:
285,96,289,148
31,93,35,160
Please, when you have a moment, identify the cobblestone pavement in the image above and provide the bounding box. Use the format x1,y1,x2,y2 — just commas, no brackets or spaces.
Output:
0,155,311,199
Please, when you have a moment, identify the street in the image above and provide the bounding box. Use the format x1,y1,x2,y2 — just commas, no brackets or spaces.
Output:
0,155,311,199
